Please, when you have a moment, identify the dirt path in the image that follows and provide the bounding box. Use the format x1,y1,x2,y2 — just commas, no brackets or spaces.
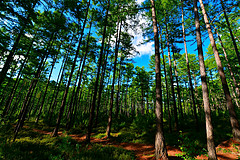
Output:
30,127,240,160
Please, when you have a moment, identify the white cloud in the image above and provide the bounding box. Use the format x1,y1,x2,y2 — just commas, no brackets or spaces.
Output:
136,0,145,5
126,12,154,58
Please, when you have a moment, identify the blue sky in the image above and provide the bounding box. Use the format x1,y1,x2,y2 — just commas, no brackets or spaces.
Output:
49,0,211,81
125,0,211,71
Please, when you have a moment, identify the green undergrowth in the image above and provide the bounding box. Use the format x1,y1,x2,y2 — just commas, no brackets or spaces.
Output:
0,124,135,160
0,110,236,159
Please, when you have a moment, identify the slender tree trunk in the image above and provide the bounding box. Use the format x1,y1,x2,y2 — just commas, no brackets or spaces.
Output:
35,43,61,123
13,54,48,141
214,27,240,98
193,0,217,159
125,79,129,114
199,0,240,142
151,0,168,159
0,17,29,86
13,31,54,141
141,85,145,115
220,0,240,66
65,57,83,129
67,20,93,129
95,35,111,127
172,50,183,118
52,1,90,137
47,52,67,118
2,35,35,118
86,0,110,142
181,1,199,129
115,60,123,118
48,51,70,121
106,17,121,137
165,22,178,131
159,28,172,133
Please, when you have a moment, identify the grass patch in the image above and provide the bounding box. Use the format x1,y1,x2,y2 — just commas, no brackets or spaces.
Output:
0,123,135,160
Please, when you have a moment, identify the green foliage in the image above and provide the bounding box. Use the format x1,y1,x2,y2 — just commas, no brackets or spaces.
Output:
176,131,207,160
76,144,135,160
0,124,135,160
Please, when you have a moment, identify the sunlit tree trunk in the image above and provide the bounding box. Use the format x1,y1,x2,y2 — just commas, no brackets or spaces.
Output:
199,0,240,142
214,27,240,99
106,17,121,137
193,0,217,159
151,0,168,159
220,0,240,66
86,0,110,142
52,1,90,137
159,27,172,133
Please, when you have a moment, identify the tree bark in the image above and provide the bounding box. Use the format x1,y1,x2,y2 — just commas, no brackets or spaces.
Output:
35,43,61,124
95,34,111,127
199,0,240,142
165,22,178,131
86,0,110,142
106,17,121,137
220,0,240,66
193,0,217,159
151,0,168,159
181,0,199,129
51,1,90,137
159,28,172,133
214,27,240,98
172,49,183,118
67,19,93,129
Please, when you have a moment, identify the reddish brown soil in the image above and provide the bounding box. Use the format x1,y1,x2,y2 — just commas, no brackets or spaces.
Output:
30,127,240,160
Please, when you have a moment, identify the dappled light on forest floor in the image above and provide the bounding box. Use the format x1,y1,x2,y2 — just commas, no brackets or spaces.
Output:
26,126,239,160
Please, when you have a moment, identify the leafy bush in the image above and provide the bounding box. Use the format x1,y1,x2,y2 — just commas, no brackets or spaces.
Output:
177,131,207,160
76,144,135,160
0,124,135,160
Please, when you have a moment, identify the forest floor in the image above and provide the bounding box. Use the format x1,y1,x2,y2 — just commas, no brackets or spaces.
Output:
29,126,240,160
2,114,240,160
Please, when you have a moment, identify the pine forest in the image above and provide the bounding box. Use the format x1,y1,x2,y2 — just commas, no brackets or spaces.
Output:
0,0,240,159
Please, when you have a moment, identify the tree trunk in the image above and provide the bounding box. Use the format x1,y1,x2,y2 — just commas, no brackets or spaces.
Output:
86,0,110,142
181,0,199,129
165,22,178,131
151,0,168,159
13,31,54,141
0,16,29,86
48,49,70,121
106,17,121,137
172,49,183,118
35,43,61,124
115,59,123,118
2,35,35,118
214,27,240,98
193,0,217,159
159,28,172,133
52,1,90,137
199,0,240,142
95,34,111,127
13,53,48,141
67,19,93,129
220,0,240,66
